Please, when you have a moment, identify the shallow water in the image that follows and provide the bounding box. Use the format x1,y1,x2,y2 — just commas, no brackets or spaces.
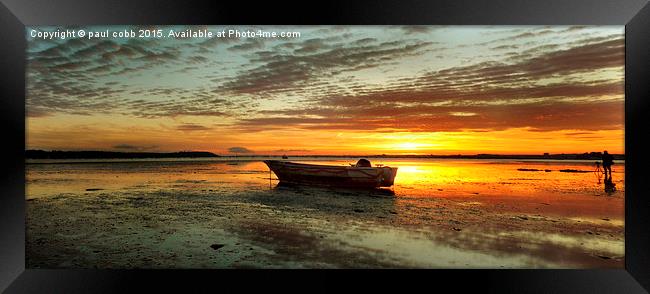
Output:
26,158,625,199
25,158,625,268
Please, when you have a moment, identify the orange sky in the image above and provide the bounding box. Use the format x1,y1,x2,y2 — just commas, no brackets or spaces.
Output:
26,26,625,155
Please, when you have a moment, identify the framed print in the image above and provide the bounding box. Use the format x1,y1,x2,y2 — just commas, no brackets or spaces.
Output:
1,0,649,292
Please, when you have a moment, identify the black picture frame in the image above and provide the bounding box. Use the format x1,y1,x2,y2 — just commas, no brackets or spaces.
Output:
1,0,649,292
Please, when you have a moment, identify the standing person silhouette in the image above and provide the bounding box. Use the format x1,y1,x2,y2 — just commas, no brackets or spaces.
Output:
602,150,614,179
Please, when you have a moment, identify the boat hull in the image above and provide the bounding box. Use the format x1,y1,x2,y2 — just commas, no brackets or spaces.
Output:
263,160,398,188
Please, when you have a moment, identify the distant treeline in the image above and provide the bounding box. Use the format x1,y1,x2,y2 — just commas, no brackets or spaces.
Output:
25,150,624,161
26,150,219,159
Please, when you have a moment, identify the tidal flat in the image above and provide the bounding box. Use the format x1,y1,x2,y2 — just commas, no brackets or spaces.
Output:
26,158,624,268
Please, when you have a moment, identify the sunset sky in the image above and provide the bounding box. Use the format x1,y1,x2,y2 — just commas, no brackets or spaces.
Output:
26,26,624,155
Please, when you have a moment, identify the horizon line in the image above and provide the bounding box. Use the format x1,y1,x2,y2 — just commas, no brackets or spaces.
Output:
25,149,626,157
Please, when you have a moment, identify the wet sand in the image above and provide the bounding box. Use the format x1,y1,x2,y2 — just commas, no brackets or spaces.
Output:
26,159,624,268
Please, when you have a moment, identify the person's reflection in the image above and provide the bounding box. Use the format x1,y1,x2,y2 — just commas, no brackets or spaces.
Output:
604,170,616,195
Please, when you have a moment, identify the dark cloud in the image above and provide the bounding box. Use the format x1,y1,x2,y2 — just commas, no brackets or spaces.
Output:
228,39,265,51
293,38,329,54
237,100,623,133
25,34,236,118
510,30,554,39
26,107,50,118
316,38,623,107
564,131,596,136
491,44,519,50
235,37,623,133
176,124,212,131
70,40,120,59
186,56,209,64
220,39,432,95
401,26,434,35
126,96,233,118
318,81,623,107
228,147,254,154
562,26,589,32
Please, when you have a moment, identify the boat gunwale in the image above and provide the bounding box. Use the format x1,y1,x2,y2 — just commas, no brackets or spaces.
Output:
263,160,396,170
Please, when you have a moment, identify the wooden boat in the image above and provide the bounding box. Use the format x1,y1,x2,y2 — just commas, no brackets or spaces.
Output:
263,160,398,188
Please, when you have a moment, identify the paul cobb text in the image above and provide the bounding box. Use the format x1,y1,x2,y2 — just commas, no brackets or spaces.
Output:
29,28,301,40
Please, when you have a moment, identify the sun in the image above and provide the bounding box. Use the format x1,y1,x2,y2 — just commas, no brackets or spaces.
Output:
397,142,426,150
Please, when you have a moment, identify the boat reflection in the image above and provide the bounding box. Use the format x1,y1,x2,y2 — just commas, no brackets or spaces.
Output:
273,182,396,197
